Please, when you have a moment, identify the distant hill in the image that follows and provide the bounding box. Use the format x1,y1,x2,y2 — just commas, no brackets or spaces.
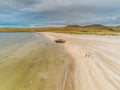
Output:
66,24,113,31
85,24,106,28
66,25,82,27
84,24,113,30
66,24,109,28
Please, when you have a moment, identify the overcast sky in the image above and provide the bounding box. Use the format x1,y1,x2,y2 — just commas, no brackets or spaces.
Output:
0,0,120,27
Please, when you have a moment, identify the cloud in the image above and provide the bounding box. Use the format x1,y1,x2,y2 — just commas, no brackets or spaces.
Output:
0,0,120,27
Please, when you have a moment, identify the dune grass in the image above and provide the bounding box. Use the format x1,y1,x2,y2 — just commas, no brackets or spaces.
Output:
0,27,119,35
111,27,120,32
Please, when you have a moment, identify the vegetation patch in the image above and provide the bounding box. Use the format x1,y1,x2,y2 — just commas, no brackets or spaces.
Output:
0,25,120,35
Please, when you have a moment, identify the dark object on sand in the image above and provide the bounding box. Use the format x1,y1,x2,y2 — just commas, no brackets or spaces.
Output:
85,54,90,57
55,39,66,43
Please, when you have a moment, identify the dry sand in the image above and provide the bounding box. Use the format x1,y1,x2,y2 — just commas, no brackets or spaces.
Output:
42,32,120,90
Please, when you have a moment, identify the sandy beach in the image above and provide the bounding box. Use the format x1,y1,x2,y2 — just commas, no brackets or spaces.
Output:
42,32,120,90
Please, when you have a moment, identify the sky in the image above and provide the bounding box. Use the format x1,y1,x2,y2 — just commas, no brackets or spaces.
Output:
0,0,120,27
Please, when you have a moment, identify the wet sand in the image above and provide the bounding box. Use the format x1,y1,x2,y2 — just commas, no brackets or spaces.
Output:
42,32,120,90
0,33,67,90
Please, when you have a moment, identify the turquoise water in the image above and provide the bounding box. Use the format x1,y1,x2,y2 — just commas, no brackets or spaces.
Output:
0,33,35,47
0,33,36,55
0,33,36,61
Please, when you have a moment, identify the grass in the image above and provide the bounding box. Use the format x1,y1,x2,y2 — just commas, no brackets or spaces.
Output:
0,27,119,35
111,27,120,32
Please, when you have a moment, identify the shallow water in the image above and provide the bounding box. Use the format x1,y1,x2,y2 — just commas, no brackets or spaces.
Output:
0,33,66,90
